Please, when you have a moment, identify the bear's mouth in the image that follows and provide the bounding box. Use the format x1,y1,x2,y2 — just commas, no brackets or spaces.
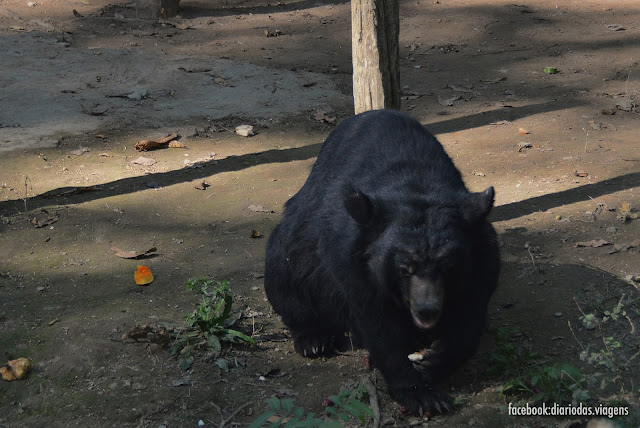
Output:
411,310,440,330
409,276,443,330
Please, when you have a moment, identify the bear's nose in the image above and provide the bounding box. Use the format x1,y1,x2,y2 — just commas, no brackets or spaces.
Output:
415,302,440,321
411,301,441,329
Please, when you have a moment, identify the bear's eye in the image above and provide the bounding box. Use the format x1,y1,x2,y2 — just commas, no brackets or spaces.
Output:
436,249,458,273
398,263,415,277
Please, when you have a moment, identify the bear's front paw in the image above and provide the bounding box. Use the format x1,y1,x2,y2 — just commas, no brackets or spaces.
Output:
292,334,335,358
390,384,453,416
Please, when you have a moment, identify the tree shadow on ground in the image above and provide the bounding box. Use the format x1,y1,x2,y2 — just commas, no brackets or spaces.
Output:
3,100,613,218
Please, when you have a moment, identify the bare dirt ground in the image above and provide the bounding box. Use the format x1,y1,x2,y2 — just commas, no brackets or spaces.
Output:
1,0,640,426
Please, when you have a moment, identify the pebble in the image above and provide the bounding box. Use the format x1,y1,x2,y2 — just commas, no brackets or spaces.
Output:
127,88,148,101
27,1,37,6
616,99,634,112
554,312,562,317
235,124,254,137
606,226,618,233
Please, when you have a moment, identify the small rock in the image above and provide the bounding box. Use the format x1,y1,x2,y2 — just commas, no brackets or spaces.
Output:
198,420,205,427
36,286,46,292
606,226,618,233
554,312,562,317
131,156,156,166
27,1,37,6
235,125,254,137
437,95,461,106
586,418,617,428
127,89,148,101
71,146,90,156
616,99,634,112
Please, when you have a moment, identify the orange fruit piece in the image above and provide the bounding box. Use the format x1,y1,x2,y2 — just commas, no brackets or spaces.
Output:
134,265,154,285
1,357,32,381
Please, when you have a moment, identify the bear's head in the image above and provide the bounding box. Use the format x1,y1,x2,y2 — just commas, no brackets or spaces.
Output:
344,186,495,330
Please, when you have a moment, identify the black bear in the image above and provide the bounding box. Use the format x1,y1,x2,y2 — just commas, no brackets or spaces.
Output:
264,109,500,415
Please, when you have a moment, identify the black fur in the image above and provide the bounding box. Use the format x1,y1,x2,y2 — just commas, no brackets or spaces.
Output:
264,110,500,414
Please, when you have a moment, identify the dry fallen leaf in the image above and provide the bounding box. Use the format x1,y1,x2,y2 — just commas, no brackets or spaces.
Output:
575,239,612,248
134,265,154,285
135,133,179,151
574,170,589,178
608,239,640,254
168,141,185,148
80,103,109,116
122,324,170,346
33,214,59,228
250,229,262,238
481,77,507,84
517,142,532,152
518,127,531,135
1,358,32,381
111,246,157,259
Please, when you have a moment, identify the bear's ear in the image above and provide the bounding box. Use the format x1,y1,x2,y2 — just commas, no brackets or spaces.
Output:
344,188,376,226
462,186,495,223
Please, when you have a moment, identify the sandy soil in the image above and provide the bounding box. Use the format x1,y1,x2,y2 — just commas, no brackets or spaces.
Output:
1,0,640,427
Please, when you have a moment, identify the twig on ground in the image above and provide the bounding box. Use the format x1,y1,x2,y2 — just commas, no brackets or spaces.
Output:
220,401,252,428
567,320,585,352
362,376,381,428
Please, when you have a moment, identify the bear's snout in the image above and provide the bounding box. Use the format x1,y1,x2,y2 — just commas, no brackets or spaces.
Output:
409,276,444,330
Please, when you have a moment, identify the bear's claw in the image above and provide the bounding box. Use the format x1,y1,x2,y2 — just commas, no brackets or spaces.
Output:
392,384,453,416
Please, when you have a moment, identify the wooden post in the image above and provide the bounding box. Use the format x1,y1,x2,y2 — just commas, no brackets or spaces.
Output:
135,0,180,19
351,0,401,114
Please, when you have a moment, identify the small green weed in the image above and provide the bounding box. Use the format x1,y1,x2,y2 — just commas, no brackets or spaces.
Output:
166,278,254,370
490,326,588,404
488,326,540,377
250,384,374,428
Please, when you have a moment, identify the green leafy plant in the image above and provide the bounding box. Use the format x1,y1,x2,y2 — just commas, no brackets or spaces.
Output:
166,278,254,370
324,385,374,424
488,326,540,377
250,385,374,428
490,326,588,404
501,363,588,404
580,337,621,372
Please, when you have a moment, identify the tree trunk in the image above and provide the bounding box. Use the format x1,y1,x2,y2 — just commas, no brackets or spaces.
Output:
351,0,400,114
135,0,180,19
